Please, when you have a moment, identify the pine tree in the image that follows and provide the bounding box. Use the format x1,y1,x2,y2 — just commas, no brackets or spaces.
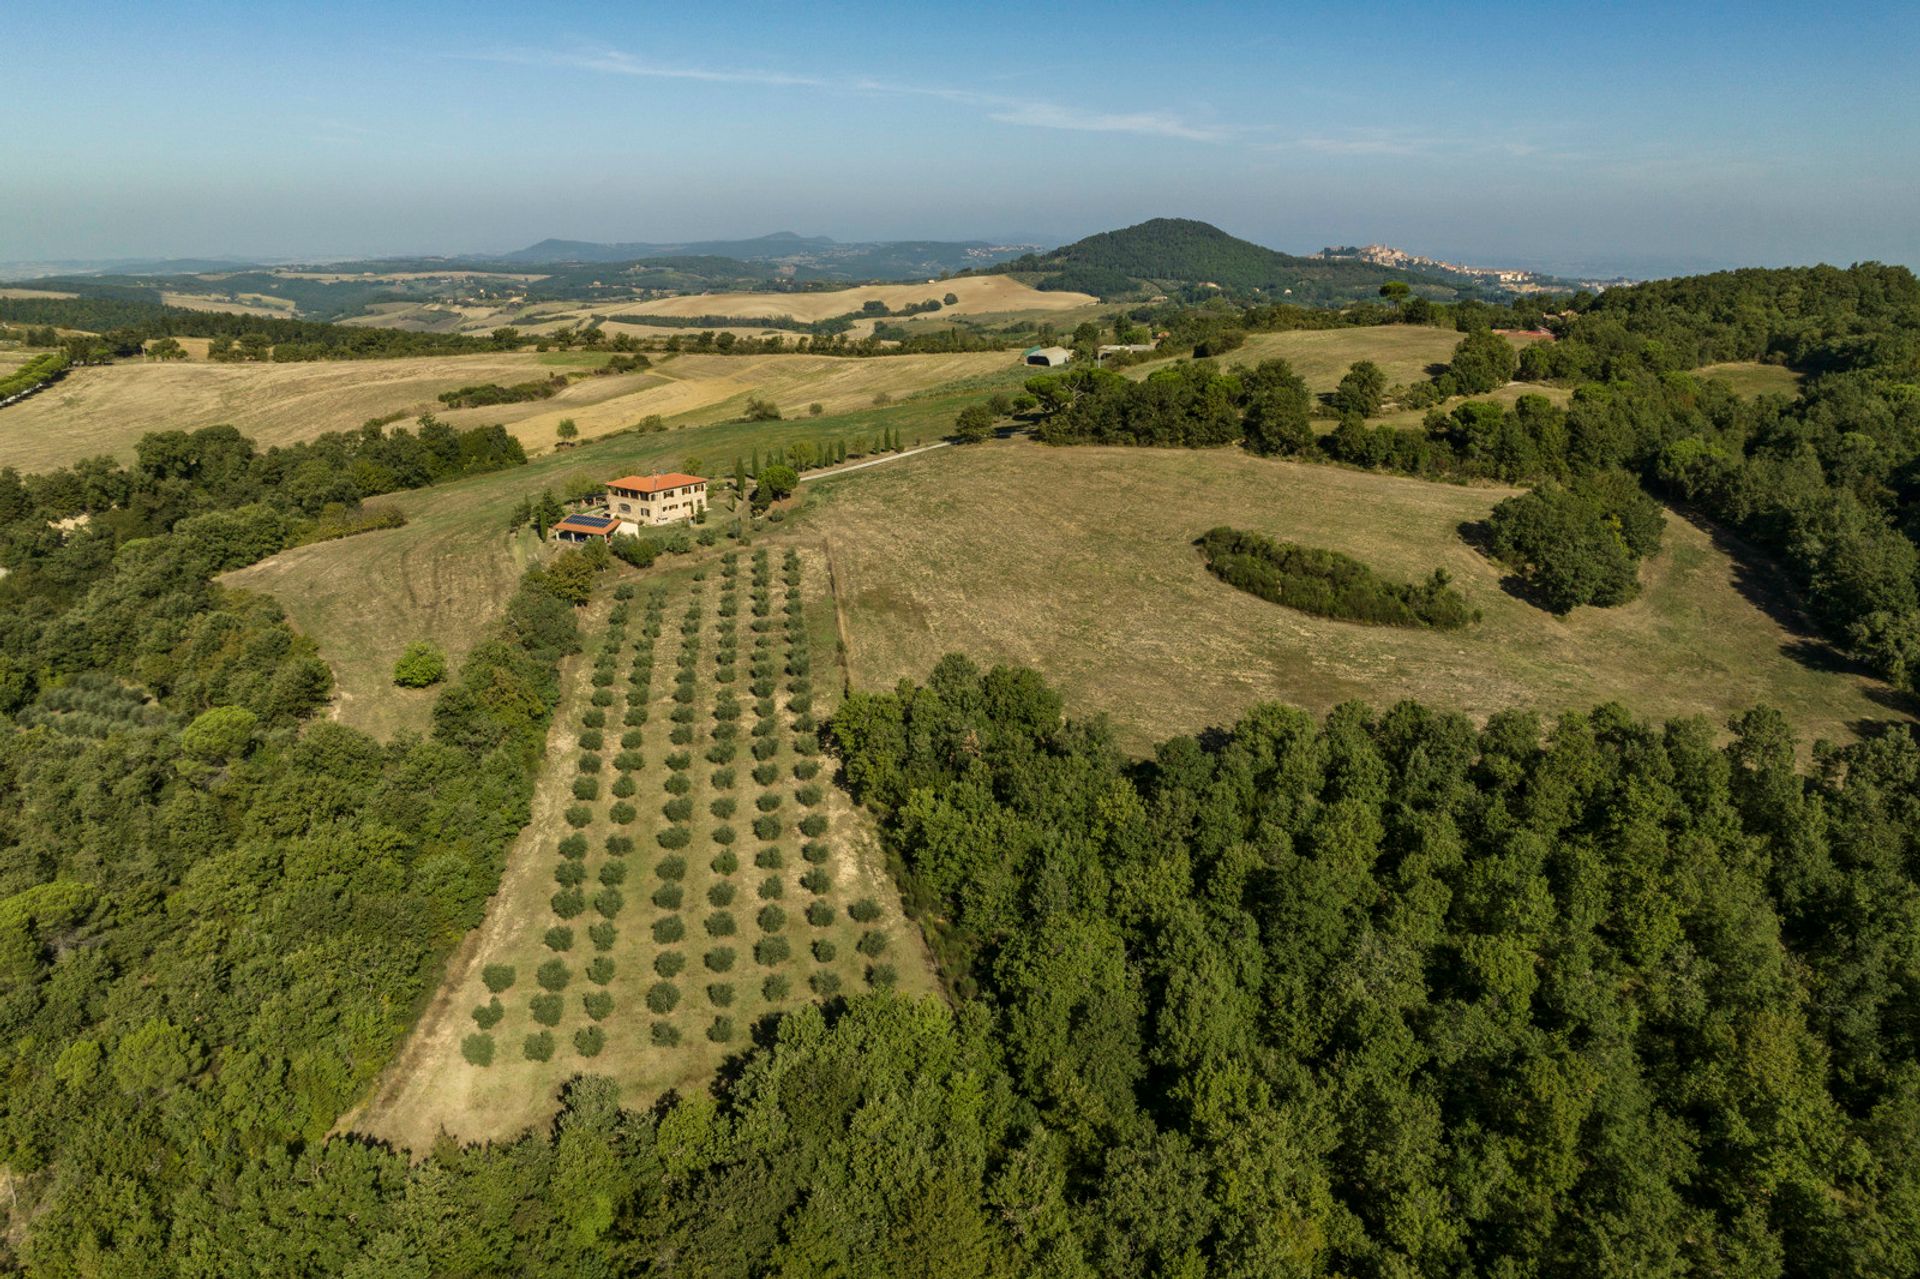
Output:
734,456,747,495
534,489,564,537
751,449,760,476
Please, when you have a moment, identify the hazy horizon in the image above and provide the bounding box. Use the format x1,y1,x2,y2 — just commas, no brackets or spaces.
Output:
7,0,1917,278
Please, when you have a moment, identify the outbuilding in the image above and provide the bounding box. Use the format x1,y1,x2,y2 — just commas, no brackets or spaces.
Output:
552,513,619,543
1023,345,1072,367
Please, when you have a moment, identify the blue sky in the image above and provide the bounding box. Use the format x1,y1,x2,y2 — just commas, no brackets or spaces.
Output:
6,0,1917,275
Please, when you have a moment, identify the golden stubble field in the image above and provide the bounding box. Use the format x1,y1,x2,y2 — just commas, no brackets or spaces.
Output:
0,347,1024,473
808,440,1900,752
599,273,1095,323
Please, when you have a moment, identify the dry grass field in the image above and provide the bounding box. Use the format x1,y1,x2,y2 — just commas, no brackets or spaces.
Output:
807,440,1900,752
159,290,295,316
0,352,565,472
612,274,1095,322
343,554,938,1150
1,346,1024,474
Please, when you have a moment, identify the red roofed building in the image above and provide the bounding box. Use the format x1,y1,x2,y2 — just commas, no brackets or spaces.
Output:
606,472,708,532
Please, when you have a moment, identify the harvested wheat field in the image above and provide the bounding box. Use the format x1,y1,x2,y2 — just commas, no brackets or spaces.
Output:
810,439,1901,753
613,273,1094,322
0,351,568,473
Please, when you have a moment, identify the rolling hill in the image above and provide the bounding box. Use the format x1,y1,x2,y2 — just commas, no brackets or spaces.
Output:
496,232,1038,279
993,217,1465,303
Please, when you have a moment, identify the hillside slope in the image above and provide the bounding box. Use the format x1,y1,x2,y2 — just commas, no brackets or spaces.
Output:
998,217,1461,303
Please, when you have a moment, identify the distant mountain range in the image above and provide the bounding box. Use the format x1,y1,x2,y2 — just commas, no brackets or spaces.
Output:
493,232,1041,281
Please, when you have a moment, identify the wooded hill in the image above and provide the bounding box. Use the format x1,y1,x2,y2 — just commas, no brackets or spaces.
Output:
992,217,1463,303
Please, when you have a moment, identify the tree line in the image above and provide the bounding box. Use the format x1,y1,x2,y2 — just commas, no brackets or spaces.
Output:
0,294,499,360
1197,526,1479,629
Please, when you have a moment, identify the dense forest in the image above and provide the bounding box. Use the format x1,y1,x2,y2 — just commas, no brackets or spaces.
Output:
9,645,1915,1274
0,295,500,359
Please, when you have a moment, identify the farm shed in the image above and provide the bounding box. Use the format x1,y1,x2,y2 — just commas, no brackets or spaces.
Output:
1023,346,1072,367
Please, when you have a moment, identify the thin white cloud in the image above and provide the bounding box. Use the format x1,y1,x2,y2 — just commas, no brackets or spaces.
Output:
463,48,1230,144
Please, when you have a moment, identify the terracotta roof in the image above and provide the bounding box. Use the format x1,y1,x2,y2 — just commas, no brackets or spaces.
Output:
608,473,707,494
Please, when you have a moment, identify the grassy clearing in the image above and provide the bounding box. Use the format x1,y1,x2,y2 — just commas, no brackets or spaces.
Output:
2,346,1027,474
344,551,936,1150
220,402,977,741
807,439,1900,751
1697,361,1803,397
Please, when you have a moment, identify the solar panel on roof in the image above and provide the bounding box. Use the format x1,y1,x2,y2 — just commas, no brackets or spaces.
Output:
561,514,616,529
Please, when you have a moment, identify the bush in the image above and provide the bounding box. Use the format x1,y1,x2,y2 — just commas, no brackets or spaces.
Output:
666,750,692,771
856,930,889,957
797,783,825,807
393,641,450,688
705,947,736,972
556,862,587,886
559,834,588,859
605,834,634,856
578,753,602,774
482,964,517,993
461,1033,496,1066
799,814,829,837
813,939,838,963
582,709,606,729
651,1023,680,1047
708,983,735,1007
663,796,694,822
582,991,613,1021
657,856,687,881
577,728,604,751
664,772,691,796
537,958,571,991
593,887,624,918
653,951,684,978
551,888,585,919
563,806,592,830
762,973,791,1001
710,848,740,875
1484,476,1663,613
599,860,628,886
755,936,792,966
646,982,680,1013
848,897,881,923
587,956,615,984
708,882,737,907
752,738,778,761
807,901,834,927
755,792,783,813
591,689,614,707
757,875,785,900
756,846,786,870
656,825,690,849
757,904,787,933
712,767,737,789
753,815,782,840
530,994,562,1026
753,762,780,786
705,742,738,764
571,777,599,802
705,911,738,937
707,1016,735,1043
615,749,645,771
544,926,574,951
1197,527,1479,630
652,915,686,943
793,759,820,780
867,963,898,988
524,1031,555,1061
611,774,636,798
610,802,637,825
652,884,684,910
801,868,831,894
472,997,504,1029
802,841,831,864
810,972,842,997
